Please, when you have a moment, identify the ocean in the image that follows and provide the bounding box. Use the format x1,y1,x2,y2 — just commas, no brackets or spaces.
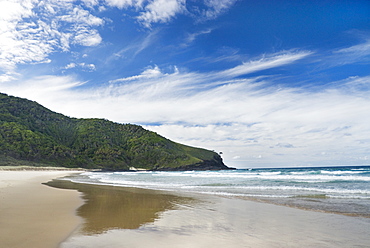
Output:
66,166,370,217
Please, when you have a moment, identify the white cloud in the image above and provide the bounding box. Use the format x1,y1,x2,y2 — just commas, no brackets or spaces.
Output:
0,75,86,107
104,0,145,9
58,6,104,26
63,62,96,71
73,28,102,46
0,0,238,80
0,0,33,22
103,0,237,27
137,0,186,28
82,0,100,8
143,81,370,168
0,0,103,78
83,63,97,71
64,63,77,69
202,0,238,20
0,73,17,83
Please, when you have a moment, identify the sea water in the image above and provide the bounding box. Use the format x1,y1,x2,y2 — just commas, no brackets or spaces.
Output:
67,166,370,217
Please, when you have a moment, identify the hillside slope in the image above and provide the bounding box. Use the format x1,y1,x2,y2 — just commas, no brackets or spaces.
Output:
0,93,231,171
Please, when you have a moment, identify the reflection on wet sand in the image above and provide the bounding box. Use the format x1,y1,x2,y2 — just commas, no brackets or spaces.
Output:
45,179,196,235
46,179,370,248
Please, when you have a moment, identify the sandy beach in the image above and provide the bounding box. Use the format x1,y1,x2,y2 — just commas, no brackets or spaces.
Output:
1,171,370,248
0,170,83,248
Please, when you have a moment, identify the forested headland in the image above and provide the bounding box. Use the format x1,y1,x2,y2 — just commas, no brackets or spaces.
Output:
0,93,230,171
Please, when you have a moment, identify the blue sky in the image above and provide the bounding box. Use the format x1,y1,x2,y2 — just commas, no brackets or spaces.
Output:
1,0,370,168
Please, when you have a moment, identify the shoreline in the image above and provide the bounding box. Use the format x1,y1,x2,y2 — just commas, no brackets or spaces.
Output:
0,170,83,248
0,166,89,171
56,170,370,219
232,195,370,219
2,170,370,248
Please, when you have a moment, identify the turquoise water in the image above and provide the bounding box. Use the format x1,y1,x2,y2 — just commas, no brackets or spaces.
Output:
68,166,370,217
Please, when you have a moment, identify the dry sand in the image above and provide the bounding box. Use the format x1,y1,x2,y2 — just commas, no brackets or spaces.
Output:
0,171,83,248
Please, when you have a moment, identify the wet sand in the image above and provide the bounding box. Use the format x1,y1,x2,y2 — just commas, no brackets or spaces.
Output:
47,180,370,248
0,171,83,248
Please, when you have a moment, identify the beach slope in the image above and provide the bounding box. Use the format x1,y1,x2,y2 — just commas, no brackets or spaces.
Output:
0,171,82,248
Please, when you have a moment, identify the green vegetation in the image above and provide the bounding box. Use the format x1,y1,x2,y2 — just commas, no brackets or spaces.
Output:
0,93,230,171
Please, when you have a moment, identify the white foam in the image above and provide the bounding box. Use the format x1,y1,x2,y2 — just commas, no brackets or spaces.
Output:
70,168,370,201
320,170,364,175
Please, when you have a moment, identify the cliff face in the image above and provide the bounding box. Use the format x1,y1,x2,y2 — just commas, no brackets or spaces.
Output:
0,93,231,171
158,155,232,171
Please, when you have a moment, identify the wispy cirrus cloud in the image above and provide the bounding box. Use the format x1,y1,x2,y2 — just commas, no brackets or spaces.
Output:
4,48,369,167
202,0,238,20
109,65,165,82
336,39,370,55
314,35,370,69
2,49,313,118
110,29,159,62
216,50,312,78
107,50,311,97
181,28,214,47
332,39,370,65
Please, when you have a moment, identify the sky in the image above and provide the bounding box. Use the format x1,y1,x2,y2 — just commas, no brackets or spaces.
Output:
1,0,370,168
